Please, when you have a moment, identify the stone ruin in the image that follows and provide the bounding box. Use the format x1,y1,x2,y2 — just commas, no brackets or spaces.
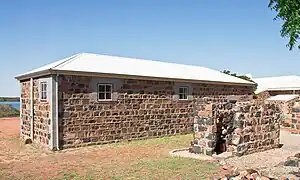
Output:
190,98,281,157
291,101,300,134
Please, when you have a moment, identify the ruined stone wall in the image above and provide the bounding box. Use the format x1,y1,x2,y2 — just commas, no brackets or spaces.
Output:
291,112,300,133
244,102,281,154
20,80,31,138
192,99,215,155
192,100,281,156
32,79,51,146
268,100,296,128
291,102,300,134
256,91,271,102
265,98,299,128
58,75,253,149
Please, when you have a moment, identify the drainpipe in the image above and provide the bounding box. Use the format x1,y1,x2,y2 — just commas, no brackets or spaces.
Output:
30,78,34,140
56,74,60,150
19,84,22,137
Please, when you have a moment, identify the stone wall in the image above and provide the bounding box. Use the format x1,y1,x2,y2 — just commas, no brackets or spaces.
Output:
192,100,281,156
291,103,300,134
267,100,295,128
32,79,51,146
20,80,31,138
264,97,299,129
58,75,253,149
256,91,271,102
291,112,300,133
20,78,52,147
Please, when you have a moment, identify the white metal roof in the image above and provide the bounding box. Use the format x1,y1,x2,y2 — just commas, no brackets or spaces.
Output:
254,75,300,93
266,94,299,102
15,53,254,85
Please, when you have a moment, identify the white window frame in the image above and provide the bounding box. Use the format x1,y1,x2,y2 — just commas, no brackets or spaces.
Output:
98,83,113,101
40,82,47,101
179,86,188,100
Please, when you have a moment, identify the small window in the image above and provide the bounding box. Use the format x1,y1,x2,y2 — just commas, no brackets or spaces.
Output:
179,86,188,100
98,84,112,101
41,82,47,100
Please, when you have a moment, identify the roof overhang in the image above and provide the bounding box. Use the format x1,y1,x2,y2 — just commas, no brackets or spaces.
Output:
15,69,255,87
15,69,53,81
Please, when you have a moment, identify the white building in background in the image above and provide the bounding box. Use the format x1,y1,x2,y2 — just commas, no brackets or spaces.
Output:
253,75,300,95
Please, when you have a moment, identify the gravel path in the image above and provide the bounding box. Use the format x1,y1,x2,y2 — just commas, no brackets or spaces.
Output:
224,130,300,178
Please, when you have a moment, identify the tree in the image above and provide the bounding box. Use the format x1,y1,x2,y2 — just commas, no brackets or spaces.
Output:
269,0,300,50
222,70,258,93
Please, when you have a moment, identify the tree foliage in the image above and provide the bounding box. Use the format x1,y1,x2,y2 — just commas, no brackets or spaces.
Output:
269,0,300,50
222,70,258,93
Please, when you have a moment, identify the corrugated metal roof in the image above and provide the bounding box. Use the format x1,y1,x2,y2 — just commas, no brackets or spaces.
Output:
15,53,254,85
254,75,300,93
266,94,299,102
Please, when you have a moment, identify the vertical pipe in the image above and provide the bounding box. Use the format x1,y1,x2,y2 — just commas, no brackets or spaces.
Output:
19,83,22,137
30,78,34,140
56,74,60,150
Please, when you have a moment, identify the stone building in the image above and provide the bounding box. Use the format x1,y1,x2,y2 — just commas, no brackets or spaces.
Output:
254,75,300,101
191,99,281,156
15,53,254,150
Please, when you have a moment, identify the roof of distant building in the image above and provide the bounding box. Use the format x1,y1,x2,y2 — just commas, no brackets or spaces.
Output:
254,75,300,93
265,94,299,102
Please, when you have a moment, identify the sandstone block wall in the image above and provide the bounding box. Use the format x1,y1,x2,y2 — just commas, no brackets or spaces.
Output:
292,112,300,130
256,91,271,102
266,100,296,128
57,75,253,149
32,79,51,146
192,100,281,156
291,104,300,134
20,80,31,138
20,78,51,147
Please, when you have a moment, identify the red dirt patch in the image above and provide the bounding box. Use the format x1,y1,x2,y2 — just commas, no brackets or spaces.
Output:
0,117,19,138
0,117,220,179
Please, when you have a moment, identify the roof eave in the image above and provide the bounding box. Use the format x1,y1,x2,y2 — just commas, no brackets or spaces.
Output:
15,69,255,86
15,69,54,81
52,69,255,86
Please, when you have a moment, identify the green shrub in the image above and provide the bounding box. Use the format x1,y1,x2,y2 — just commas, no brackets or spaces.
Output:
0,104,19,118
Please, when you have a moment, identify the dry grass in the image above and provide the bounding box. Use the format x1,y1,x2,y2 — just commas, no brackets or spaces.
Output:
0,118,219,180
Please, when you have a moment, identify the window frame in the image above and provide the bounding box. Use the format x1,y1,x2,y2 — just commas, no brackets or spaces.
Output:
178,86,188,100
40,82,48,101
97,83,113,101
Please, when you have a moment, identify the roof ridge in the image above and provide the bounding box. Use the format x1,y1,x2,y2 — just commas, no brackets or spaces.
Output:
86,53,208,69
92,53,253,84
51,53,83,70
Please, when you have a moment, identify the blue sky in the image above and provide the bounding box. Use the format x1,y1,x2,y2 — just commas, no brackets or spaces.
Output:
0,0,299,96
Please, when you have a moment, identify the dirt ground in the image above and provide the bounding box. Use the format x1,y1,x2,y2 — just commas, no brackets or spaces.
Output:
0,118,220,180
224,130,300,178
